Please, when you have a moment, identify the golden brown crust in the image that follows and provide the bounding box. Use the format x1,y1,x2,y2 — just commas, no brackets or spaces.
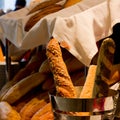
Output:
46,38,76,98
36,111,54,120
1,72,48,104
20,98,48,120
28,0,62,15
25,4,63,31
64,0,82,8
31,103,52,120
80,65,97,98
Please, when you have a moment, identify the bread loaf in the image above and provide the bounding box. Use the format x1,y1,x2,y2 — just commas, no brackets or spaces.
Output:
28,0,62,14
93,38,115,97
39,59,51,73
0,101,21,120
41,74,55,91
35,111,54,120
64,0,81,8
25,4,63,31
20,98,48,120
109,64,120,86
46,38,76,98
39,55,84,74
0,49,46,100
31,103,53,120
1,72,48,104
80,65,97,98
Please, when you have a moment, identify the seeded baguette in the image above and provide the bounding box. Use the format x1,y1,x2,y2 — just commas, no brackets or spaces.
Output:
46,38,76,98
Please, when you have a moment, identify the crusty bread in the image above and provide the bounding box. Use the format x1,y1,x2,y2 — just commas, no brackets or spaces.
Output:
93,38,115,97
109,64,120,86
46,38,76,98
25,4,63,31
64,0,81,8
0,101,21,120
80,65,97,98
1,72,48,104
20,98,48,120
35,111,54,120
0,49,46,100
41,74,55,91
28,0,62,14
31,103,53,120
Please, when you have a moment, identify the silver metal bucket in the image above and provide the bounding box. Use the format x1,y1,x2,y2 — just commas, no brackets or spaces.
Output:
49,87,119,120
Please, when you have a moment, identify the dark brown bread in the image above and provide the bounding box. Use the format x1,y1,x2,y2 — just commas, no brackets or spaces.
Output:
93,38,115,97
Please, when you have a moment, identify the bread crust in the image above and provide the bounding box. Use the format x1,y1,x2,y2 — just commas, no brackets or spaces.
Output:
93,38,115,97
46,38,76,98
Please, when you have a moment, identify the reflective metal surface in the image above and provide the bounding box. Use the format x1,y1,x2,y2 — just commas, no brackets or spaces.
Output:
49,87,119,120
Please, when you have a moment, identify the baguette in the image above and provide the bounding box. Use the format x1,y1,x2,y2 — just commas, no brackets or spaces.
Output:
93,38,115,97
35,111,54,120
109,64,120,86
20,98,48,120
0,50,46,100
31,103,52,120
41,74,55,91
80,65,97,98
39,56,84,74
74,65,97,116
46,38,76,98
39,59,51,73
28,0,62,14
1,72,48,104
25,4,63,31
64,0,81,8
70,69,85,86
0,101,21,120
13,91,49,113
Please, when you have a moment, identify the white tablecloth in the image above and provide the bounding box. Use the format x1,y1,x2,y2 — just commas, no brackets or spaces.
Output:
0,0,120,66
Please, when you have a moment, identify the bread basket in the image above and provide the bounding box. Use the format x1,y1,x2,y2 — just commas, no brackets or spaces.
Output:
49,86,119,120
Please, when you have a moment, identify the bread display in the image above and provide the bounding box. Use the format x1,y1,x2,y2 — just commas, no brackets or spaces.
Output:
46,38,76,98
1,1,120,118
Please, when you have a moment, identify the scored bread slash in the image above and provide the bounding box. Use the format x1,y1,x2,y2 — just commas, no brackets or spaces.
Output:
93,38,115,97
46,38,76,98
